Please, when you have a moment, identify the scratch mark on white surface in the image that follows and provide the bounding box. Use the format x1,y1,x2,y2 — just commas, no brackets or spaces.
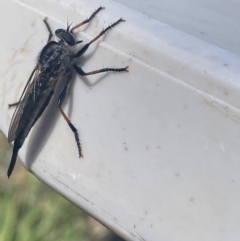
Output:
40,168,146,241
202,91,240,124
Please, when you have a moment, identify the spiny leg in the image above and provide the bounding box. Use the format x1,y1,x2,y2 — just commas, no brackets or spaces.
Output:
8,101,20,108
70,6,104,32
43,17,53,43
75,18,125,58
58,75,83,158
73,65,128,76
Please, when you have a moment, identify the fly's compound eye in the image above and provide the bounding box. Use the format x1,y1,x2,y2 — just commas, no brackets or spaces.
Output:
55,29,76,46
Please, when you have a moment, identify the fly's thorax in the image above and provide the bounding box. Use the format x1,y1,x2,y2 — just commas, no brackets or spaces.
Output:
58,42,75,68
39,41,59,64
39,41,75,73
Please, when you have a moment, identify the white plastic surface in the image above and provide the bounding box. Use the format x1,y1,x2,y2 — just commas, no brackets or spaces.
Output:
1,0,240,241
114,0,240,56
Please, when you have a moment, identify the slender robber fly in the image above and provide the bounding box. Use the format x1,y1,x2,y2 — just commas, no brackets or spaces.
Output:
7,7,128,178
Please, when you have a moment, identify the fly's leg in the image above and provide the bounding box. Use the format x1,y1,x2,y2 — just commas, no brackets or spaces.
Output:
70,6,104,32
58,73,83,158
74,18,128,75
43,17,53,43
8,101,21,108
75,18,125,58
73,65,128,76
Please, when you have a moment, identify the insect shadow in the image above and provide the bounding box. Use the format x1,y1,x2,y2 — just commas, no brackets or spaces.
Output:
25,70,114,171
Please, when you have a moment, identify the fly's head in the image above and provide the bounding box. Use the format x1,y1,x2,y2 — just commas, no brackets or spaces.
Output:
55,21,83,47
55,28,76,46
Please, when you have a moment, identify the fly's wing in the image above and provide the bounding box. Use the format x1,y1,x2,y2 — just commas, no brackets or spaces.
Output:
8,65,40,142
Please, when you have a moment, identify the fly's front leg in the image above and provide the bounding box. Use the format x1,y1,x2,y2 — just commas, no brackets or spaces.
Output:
43,17,53,43
58,73,83,158
75,18,125,58
70,6,104,32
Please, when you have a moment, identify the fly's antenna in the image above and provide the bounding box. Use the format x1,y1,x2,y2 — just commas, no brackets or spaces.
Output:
66,21,72,32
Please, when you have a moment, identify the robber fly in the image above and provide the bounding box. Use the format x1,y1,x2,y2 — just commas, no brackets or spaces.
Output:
7,7,128,178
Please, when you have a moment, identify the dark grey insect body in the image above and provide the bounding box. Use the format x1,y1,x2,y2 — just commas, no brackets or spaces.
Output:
7,7,128,178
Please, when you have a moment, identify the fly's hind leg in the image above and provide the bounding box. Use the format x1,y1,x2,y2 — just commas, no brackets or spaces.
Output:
58,71,83,158
8,101,21,108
